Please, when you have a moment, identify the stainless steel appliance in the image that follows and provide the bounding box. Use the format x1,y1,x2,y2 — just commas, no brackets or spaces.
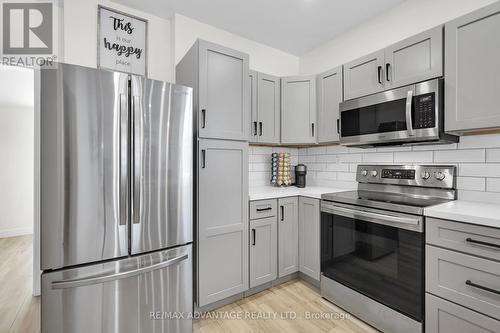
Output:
339,78,458,147
295,164,307,188
320,165,457,333
40,63,193,333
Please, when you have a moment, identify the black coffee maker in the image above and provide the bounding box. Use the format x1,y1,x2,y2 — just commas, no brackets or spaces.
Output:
295,164,307,188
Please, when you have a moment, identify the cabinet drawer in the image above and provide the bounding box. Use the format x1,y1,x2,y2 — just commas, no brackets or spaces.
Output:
426,218,500,261
426,293,500,333
426,245,500,319
250,199,277,219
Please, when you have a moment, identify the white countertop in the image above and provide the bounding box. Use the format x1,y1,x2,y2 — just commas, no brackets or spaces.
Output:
425,201,500,229
249,186,347,201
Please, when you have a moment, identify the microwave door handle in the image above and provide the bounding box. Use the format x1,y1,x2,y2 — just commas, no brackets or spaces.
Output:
405,90,415,136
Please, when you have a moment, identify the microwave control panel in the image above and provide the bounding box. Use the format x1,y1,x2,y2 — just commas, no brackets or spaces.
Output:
413,93,435,129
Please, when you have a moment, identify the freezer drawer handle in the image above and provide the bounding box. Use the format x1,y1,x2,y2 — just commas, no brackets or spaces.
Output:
51,253,189,290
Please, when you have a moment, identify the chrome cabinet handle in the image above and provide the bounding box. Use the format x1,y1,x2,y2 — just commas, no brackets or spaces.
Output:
405,90,415,136
52,253,189,290
466,280,500,296
466,238,500,250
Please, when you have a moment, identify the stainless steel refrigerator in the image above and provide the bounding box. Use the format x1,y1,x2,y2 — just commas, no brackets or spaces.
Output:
39,63,193,333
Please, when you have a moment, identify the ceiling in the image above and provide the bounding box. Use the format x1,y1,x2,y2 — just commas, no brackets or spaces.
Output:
0,66,34,109
113,0,406,55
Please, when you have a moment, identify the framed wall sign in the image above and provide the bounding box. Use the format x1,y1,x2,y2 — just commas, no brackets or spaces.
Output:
98,6,147,76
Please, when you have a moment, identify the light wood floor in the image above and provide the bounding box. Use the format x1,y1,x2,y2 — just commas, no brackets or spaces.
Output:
194,280,378,333
0,235,40,333
1,236,377,333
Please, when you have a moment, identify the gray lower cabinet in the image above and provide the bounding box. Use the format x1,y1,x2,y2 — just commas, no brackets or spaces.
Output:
317,67,342,143
281,76,317,144
278,197,299,277
445,2,500,133
176,39,249,141
249,216,278,288
298,197,320,281
197,139,249,307
426,293,500,333
343,50,385,100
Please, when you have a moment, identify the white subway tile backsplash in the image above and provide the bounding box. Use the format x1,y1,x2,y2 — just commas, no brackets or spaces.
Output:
457,177,486,191
486,178,500,192
249,134,500,203
459,164,500,177
486,149,500,162
394,151,433,163
362,152,393,163
434,149,485,163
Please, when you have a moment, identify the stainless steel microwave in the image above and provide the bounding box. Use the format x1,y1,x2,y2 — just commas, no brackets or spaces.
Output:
339,78,458,147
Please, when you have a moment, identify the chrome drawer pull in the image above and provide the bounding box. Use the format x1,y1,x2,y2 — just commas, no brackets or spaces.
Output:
465,280,500,296
466,238,500,250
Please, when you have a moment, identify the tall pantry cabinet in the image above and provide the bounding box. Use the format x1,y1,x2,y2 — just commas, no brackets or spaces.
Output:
176,39,250,308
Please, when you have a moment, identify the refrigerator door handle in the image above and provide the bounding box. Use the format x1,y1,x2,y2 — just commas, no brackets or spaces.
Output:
51,253,189,290
132,95,141,225
119,93,128,226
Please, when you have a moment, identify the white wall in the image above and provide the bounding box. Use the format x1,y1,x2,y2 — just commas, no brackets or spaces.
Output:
0,106,34,237
63,0,174,82
173,14,299,77
299,0,498,75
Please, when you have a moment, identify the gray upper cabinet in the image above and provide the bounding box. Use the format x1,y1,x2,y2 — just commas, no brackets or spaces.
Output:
249,70,257,142
197,139,248,307
343,26,443,100
317,67,343,143
299,197,320,281
281,76,317,144
176,39,249,141
445,2,500,133
385,26,443,89
343,50,385,100
256,72,281,144
250,71,280,144
249,216,278,288
278,197,299,277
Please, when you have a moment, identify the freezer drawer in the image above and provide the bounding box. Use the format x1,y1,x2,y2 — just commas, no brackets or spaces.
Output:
42,244,192,333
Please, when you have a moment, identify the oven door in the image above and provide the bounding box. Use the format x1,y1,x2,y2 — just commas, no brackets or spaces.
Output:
320,202,424,321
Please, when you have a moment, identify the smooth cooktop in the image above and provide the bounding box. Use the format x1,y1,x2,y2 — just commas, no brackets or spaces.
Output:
321,190,454,215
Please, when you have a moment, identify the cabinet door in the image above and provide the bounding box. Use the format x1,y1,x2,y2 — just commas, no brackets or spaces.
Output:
299,197,320,281
281,76,316,144
426,293,500,333
198,40,249,140
257,72,280,144
249,70,258,143
343,50,385,100
278,197,299,277
249,217,277,288
384,26,443,89
198,139,249,307
317,67,342,143
445,2,500,133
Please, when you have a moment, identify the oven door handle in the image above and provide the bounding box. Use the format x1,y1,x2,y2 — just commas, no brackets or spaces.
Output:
324,205,421,229
405,90,415,137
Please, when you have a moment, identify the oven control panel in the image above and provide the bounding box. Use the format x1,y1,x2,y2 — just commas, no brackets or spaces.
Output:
382,169,415,180
357,165,456,189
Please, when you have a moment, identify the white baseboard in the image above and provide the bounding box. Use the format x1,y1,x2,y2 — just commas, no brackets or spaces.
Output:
0,227,33,238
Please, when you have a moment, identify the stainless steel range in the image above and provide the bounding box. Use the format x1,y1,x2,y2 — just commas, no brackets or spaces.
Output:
320,165,457,333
